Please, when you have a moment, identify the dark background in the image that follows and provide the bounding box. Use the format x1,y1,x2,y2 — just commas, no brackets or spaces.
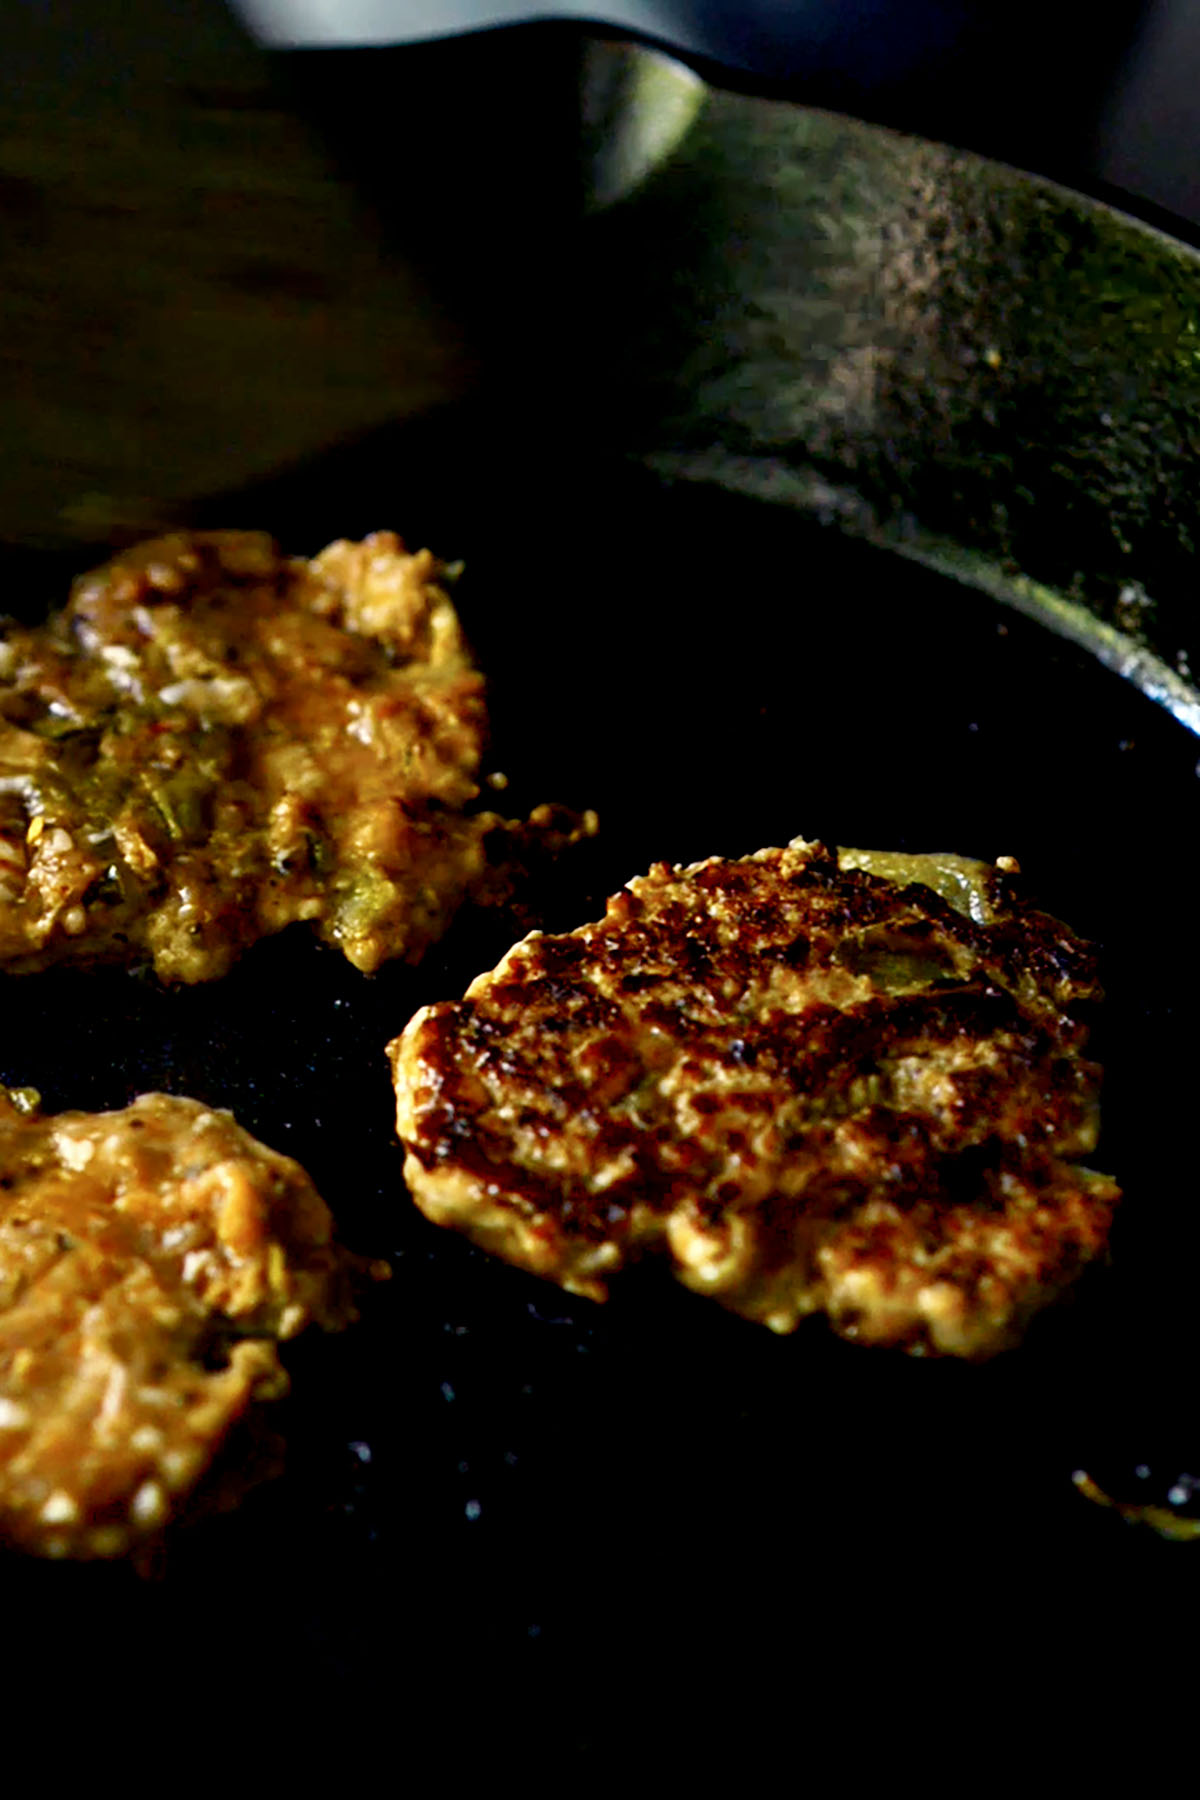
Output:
234,0,1200,232
7,1,1200,563
624,0,1200,232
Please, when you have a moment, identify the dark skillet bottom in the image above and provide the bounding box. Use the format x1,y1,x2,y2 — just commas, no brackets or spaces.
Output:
2,434,1198,1734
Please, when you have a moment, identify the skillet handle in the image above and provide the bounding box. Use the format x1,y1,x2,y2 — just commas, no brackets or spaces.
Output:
232,1,1200,235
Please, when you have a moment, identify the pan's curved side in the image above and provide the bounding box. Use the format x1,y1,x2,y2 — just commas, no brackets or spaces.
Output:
574,43,1200,735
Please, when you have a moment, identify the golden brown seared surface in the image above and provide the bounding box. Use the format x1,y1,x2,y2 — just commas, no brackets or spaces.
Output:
391,839,1119,1359
0,1085,380,1559
0,530,588,983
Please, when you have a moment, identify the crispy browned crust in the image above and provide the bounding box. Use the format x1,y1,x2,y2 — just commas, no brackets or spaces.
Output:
0,531,592,983
0,1085,384,1559
390,839,1119,1359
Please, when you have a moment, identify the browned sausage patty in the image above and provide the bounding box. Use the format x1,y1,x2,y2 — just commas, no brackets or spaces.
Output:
390,840,1119,1359
0,530,591,982
0,1085,382,1559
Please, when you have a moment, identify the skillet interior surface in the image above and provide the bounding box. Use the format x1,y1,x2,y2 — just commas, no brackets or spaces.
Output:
2,420,1198,1733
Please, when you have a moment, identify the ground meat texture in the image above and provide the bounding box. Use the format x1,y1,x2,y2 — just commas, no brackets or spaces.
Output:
0,530,587,982
0,1086,380,1559
390,839,1120,1360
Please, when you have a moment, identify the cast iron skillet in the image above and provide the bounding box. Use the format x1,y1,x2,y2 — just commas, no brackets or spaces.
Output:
3,431,1198,1728
4,30,1200,1753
